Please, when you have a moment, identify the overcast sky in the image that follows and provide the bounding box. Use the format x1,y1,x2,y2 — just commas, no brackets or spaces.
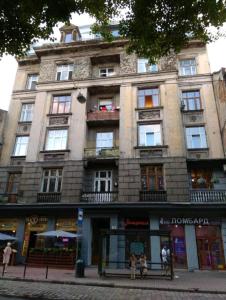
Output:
0,16,226,111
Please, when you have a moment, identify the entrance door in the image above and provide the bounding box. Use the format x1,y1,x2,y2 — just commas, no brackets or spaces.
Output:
92,218,110,265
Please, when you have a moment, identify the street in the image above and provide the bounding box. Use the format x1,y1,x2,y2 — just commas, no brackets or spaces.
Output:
0,280,226,300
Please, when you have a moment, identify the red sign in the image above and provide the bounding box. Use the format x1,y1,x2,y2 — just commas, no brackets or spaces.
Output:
124,219,149,227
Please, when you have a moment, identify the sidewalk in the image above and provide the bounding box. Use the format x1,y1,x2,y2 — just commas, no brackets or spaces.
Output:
1,266,226,294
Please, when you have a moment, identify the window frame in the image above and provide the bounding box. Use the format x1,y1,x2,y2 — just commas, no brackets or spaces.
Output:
26,74,38,90
181,90,202,111
45,128,68,151
50,95,71,114
185,126,208,149
137,87,160,108
141,165,164,191
41,168,63,193
56,64,73,81
20,103,34,122
138,123,162,147
137,58,158,73
99,67,115,77
13,135,29,156
179,58,197,76
96,131,114,149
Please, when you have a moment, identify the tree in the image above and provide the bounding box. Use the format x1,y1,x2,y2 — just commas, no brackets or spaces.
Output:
1,0,226,61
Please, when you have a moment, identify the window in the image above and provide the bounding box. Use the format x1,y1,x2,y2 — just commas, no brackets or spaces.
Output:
98,99,113,111
45,129,68,151
65,32,73,43
26,74,38,90
138,88,160,108
182,90,201,111
56,64,73,81
191,169,212,189
13,136,29,156
139,124,162,146
186,126,207,149
99,68,115,77
96,132,113,149
7,173,21,194
94,170,112,192
41,169,62,193
137,58,158,73
179,58,197,76
20,103,34,122
51,95,71,114
141,166,164,191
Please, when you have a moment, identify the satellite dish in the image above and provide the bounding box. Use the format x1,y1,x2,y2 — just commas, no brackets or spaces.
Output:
77,92,86,103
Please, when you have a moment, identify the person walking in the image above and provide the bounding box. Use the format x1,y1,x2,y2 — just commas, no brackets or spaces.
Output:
130,254,137,279
3,242,12,271
161,245,170,275
139,254,147,278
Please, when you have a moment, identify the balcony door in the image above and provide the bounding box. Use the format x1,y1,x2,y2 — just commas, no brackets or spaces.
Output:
94,171,112,192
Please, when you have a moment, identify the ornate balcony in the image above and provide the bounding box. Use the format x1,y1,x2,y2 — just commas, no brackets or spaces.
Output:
140,190,167,202
87,110,119,126
81,191,118,203
84,147,119,159
190,190,226,203
37,192,61,203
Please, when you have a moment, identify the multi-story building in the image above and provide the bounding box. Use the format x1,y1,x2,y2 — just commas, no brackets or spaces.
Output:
1,23,226,271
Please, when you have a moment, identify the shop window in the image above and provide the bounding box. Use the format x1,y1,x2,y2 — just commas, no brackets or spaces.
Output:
99,68,115,77
137,58,158,73
98,99,114,111
50,95,71,114
20,103,34,122
179,58,197,76
182,90,201,111
141,165,164,191
13,136,29,156
186,126,207,149
26,74,38,90
41,169,62,193
56,64,73,81
138,124,162,146
45,129,68,151
191,169,212,189
138,88,160,108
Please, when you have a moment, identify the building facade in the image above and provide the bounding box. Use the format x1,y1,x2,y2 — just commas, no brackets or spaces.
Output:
0,24,226,270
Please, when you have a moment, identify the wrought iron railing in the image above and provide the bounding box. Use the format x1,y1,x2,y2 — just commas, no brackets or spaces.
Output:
140,190,167,202
81,191,118,203
84,147,119,159
190,190,226,203
37,192,61,203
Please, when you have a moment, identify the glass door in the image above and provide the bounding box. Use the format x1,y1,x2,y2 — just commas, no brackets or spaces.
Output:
94,171,112,202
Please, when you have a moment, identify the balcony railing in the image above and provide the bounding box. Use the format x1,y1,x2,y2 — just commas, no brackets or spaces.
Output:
140,190,167,202
37,192,61,203
87,110,119,123
81,191,118,203
190,190,226,203
0,193,18,204
84,147,119,159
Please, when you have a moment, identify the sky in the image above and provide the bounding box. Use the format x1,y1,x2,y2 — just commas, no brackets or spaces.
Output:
0,16,226,111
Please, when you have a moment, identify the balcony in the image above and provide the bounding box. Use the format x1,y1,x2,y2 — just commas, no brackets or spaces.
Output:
84,147,119,159
140,190,167,202
0,193,18,204
87,110,119,126
37,192,61,203
81,191,118,203
190,190,226,203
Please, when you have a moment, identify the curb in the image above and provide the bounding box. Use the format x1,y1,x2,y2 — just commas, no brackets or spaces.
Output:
1,277,226,296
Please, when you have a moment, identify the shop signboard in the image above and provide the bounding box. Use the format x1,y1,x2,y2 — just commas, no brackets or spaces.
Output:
160,217,221,226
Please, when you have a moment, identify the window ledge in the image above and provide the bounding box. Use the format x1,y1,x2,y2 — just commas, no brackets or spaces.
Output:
18,121,32,125
187,148,209,151
40,149,70,153
134,145,168,149
182,109,204,113
135,106,163,111
10,155,26,159
47,113,72,117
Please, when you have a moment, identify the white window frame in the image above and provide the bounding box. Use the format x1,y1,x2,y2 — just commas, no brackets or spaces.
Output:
94,170,112,192
181,90,201,111
45,129,68,151
64,32,73,43
96,132,113,149
41,169,62,193
99,68,115,77
26,74,38,90
179,58,197,76
56,64,73,81
20,103,34,122
137,58,158,73
139,124,162,146
138,87,160,108
13,136,29,156
51,95,71,114
186,126,207,149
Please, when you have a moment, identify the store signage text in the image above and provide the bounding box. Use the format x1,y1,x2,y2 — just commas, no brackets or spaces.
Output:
160,217,211,225
124,219,149,226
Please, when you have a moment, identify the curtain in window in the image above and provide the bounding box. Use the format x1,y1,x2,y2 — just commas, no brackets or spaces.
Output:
186,127,207,149
46,130,67,150
96,132,113,148
139,124,161,146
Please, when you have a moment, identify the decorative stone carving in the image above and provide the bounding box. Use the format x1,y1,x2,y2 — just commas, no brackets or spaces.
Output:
74,57,91,79
49,116,69,126
120,52,137,74
39,60,56,82
159,52,177,71
183,112,204,124
44,153,65,161
17,124,31,135
140,149,163,157
138,110,160,120
187,150,209,159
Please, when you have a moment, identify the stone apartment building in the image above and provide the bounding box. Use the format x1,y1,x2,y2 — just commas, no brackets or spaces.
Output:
0,23,226,271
